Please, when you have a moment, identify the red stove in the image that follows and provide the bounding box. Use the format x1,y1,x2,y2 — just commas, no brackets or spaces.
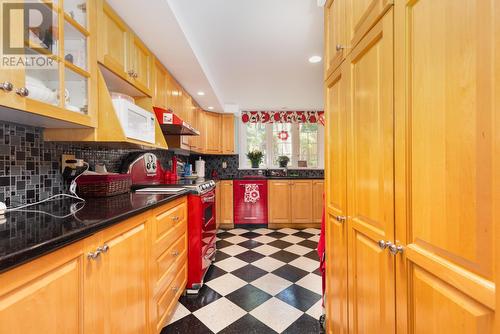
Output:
121,152,217,294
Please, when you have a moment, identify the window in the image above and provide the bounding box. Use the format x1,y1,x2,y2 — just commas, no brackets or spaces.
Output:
239,121,324,169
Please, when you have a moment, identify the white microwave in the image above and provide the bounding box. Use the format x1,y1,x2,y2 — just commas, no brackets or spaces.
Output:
112,98,156,144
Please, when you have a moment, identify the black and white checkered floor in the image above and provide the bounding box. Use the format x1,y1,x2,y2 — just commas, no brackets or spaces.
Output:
162,227,323,334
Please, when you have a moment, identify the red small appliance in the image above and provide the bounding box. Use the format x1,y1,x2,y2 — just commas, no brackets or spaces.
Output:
233,178,268,225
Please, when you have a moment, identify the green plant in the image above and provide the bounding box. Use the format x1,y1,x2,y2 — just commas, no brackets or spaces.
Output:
247,150,264,167
277,155,290,167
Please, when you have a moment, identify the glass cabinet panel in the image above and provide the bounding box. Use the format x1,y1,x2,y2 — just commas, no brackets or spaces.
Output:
27,4,59,56
63,21,87,70
63,0,87,29
25,59,60,107
64,68,88,114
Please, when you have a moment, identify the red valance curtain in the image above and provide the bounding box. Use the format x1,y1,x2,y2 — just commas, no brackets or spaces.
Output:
241,111,324,125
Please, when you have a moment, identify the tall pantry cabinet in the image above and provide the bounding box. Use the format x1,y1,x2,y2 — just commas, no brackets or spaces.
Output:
323,0,499,333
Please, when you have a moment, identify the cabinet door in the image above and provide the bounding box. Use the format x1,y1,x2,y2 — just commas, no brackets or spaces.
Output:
99,2,128,77
130,35,153,95
324,0,347,78
221,114,235,154
312,180,324,223
99,220,148,333
348,0,393,48
290,180,313,224
215,181,221,229
347,9,395,334
324,63,349,334
395,0,496,332
220,180,234,226
0,243,84,334
205,112,221,154
153,59,167,108
268,180,291,224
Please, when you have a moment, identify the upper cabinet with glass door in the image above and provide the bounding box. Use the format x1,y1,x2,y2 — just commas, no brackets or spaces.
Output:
0,0,97,127
97,1,153,96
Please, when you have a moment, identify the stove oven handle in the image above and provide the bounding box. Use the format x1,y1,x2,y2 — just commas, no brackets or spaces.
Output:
204,247,216,260
202,195,215,203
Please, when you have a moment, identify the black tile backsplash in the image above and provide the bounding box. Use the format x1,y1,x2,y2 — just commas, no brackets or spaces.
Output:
0,121,174,207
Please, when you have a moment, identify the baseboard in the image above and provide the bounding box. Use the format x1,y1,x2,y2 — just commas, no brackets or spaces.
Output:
268,223,321,229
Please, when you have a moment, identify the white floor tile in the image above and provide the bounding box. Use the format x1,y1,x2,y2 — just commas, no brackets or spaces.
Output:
296,273,323,295
167,302,190,325
308,235,320,242
305,299,323,320
253,228,274,235
205,273,248,296
303,228,321,235
284,244,312,255
225,235,248,244
252,256,286,272
228,228,249,235
280,235,304,244
278,228,300,234
250,273,293,296
289,256,320,273
250,297,303,333
193,297,246,333
214,257,248,272
253,235,276,244
253,244,281,256
220,244,248,256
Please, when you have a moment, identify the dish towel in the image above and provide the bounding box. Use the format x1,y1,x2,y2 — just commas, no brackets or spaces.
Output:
244,184,260,203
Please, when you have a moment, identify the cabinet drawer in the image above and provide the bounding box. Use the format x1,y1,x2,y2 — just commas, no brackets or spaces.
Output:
155,263,187,332
152,231,187,296
152,199,187,247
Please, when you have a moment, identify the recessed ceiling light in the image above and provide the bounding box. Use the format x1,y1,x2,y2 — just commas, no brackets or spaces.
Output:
308,55,322,63
208,106,214,110
197,91,205,96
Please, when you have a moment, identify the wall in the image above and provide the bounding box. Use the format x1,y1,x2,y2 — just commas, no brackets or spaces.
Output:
0,121,174,206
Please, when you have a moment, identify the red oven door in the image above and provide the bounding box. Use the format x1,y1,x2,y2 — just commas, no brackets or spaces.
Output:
201,190,217,270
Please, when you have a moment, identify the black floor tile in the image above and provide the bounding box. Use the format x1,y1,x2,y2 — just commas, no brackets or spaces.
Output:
161,314,214,334
265,231,287,239
293,231,315,239
272,264,309,282
219,314,277,334
304,250,320,261
267,239,294,249
240,231,261,239
282,314,322,334
269,250,300,263
235,250,266,263
275,285,322,312
217,231,236,239
313,268,323,276
238,239,264,249
216,240,233,249
204,265,227,282
231,264,268,282
179,286,223,312
215,250,231,262
225,285,273,312
298,239,318,249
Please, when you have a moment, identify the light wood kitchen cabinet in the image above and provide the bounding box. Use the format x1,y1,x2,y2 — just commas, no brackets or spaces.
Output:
215,181,221,229
312,180,324,223
153,59,167,109
290,180,313,224
220,180,234,228
204,111,221,154
0,241,85,334
268,180,292,225
324,0,347,78
221,114,235,154
348,0,393,48
324,62,348,334
98,1,153,96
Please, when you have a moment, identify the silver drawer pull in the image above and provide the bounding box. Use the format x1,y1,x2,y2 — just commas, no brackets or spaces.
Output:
171,250,179,257
87,250,102,260
171,286,179,292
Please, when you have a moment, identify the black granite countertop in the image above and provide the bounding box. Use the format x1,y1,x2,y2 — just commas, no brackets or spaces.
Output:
0,191,188,274
217,176,325,180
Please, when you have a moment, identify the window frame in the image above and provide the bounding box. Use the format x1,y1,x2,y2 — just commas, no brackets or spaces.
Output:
238,120,324,169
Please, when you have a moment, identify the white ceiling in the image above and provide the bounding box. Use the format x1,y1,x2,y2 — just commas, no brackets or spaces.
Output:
106,0,324,112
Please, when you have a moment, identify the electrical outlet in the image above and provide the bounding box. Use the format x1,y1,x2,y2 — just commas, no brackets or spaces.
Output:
222,161,227,169
61,154,76,173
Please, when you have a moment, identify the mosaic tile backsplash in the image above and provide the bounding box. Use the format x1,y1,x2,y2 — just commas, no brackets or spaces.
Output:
0,121,173,207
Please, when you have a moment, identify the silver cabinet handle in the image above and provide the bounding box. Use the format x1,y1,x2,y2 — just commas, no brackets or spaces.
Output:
0,82,13,92
334,215,346,224
378,240,393,250
87,249,102,260
133,72,139,78
15,87,29,97
171,250,179,257
171,216,180,222
389,244,404,255
127,69,135,77
99,244,110,253
336,44,344,51
171,286,179,292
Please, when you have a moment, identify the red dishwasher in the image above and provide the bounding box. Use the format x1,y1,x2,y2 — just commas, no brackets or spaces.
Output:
233,178,268,225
